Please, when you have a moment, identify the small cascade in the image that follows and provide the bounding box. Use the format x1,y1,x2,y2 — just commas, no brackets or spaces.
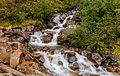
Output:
29,14,73,46
29,10,118,76
35,51,117,76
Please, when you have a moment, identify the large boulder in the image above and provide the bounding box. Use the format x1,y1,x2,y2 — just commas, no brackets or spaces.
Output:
58,28,73,45
92,53,103,65
41,32,53,43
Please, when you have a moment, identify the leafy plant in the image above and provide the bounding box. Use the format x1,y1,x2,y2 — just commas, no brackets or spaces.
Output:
68,0,120,53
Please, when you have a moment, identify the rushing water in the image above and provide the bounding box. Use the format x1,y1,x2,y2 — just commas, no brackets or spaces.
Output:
29,14,73,46
29,11,118,76
35,51,116,76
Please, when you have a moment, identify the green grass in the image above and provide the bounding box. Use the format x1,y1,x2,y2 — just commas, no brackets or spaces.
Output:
68,0,120,54
0,0,79,27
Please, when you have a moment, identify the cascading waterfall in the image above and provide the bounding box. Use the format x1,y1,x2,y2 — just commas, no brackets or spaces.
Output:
29,14,73,46
29,11,118,76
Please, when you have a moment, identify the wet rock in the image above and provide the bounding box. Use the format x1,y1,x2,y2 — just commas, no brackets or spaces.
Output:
92,53,103,65
64,51,76,56
47,22,55,29
68,56,77,63
53,15,61,24
60,14,66,21
38,55,45,63
58,61,63,66
48,55,53,62
64,51,77,63
87,54,99,68
60,14,67,24
81,50,91,57
70,62,79,70
41,33,53,43
86,52,92,58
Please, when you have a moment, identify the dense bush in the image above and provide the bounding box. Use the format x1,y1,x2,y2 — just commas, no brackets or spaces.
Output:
68,0,120,54
0,0,79,27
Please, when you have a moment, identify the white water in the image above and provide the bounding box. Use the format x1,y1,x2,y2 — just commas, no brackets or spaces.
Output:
29,11,118,76
35,51,117,76
29,14,73,46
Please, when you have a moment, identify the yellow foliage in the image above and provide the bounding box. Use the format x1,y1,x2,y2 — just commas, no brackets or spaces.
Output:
22,20,36,26
0,21,12,27
112,39,120,55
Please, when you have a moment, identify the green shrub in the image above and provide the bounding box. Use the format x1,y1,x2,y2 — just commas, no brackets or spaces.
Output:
68,0,120,53
0,0,79,27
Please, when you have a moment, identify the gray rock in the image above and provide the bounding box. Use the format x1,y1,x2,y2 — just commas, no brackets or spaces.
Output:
53,15,61,25
58,61,63,66
72,62,79,70
92,53,103,65
16,37,25,43
68,56,77,63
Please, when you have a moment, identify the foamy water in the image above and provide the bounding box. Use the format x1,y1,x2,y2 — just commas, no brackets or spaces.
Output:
29,14,73,46
29,11,117,76
35,51,117,76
